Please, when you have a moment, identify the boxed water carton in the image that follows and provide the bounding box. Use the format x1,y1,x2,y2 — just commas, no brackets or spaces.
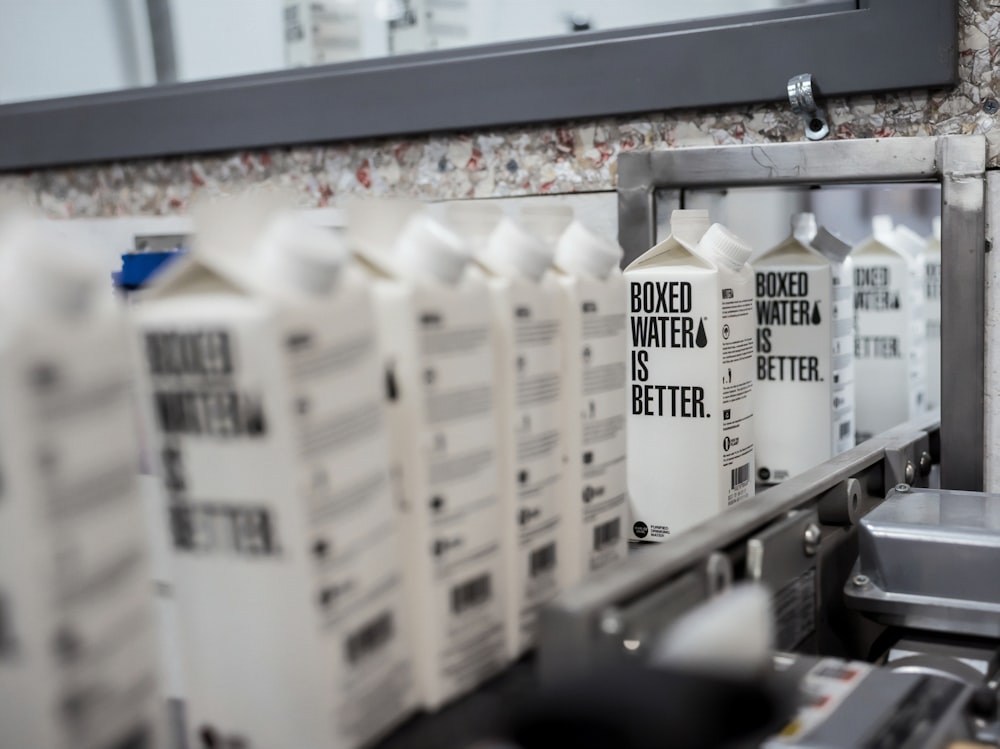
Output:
475,218,565,658
625,214,755,542
552,221,629,585
134,203,417,748
754,215,855,484
0,216,164,749
355,211,508,709
853,220,926,439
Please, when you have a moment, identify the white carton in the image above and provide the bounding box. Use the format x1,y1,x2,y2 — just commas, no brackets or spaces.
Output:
625,216,756,541
0,218,164,749
923,217,942,411
753,218,855,484
358,213,508,709
553,221,628,585
134,210,417,748
853,222,926,439
475,218,565,658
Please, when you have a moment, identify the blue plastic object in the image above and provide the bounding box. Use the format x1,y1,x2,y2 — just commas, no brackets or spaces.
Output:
115,250,184,291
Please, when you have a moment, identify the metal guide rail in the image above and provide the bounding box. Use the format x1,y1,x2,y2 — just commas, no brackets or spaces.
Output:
538,413,939,684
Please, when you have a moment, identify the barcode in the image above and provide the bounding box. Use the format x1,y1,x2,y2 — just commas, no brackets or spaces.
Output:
529,542,557,578
450,574,491,614
344,611,394,665
731,463,750,489
593,518,621,551
839,421,851,439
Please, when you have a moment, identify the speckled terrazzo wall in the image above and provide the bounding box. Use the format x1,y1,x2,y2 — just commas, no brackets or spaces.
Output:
0,0,996,218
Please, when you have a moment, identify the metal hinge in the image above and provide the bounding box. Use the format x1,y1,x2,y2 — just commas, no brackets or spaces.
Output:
787,73,830,141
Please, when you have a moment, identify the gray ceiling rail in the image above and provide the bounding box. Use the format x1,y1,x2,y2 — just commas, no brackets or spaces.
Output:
616,134,986,493
0,0,956,170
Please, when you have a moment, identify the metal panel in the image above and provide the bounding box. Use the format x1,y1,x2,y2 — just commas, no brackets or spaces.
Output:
615,135,986,492
0,0,956,169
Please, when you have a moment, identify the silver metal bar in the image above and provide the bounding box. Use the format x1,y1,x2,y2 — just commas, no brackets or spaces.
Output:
614,134,987,491
538,415,938,683
938,136,986,490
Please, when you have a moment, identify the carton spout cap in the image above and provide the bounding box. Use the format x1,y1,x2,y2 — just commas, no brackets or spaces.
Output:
555,221,622,279
669,210,711,247
810,227,851,263
257,214,346,296
482,218,553,281
791,212,818,243
699,223,752,271
872,214,895,242
393,214,470,285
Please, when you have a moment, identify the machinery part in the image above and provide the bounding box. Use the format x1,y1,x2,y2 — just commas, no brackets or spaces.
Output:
845,488,1000,638
787,74,830,141
748,509,820,651
817,477,863,525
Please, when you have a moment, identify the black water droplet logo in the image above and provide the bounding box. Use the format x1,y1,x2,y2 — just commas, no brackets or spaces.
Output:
695,319,708,348
811,301,822,325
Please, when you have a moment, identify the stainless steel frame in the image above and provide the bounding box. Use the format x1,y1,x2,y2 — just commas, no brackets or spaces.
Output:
616,135,987,492
0,0,956,170
539,415,939,683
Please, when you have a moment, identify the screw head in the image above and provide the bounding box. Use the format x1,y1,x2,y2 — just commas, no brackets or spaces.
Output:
853,574,870,588
600,611,623,636
803,523,822,556
904,461,915,484
919,451,932,476
985,98,999,115
895,483,910,493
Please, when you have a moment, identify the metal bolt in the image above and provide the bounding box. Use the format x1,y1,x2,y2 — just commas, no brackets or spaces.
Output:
803,523,822,556
904,461,915,484
600,610,623,636
895,483,910,493
919,451,932,477
853,574,870,588
984,98,999,115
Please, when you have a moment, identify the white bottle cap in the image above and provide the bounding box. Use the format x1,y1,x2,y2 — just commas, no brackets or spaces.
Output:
393,213,469,285
699,223,752,271
872,214,894,241
669,209,711,246
554,221,622,280
256,214,346,296
481,218,553,281
932,216,941,241
791,212,818,243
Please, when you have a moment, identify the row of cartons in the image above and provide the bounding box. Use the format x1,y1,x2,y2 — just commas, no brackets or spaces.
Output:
625,209,941,542
140,198,631,745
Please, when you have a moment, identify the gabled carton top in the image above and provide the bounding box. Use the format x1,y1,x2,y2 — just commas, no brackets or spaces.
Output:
345,198,423,263
624,209,713,274
850,234,904,260
553,221,622,280
142,196,348,303
443,201,503,256
478,218,553,281
0,212,114,324
519,204,574,247
756,220,850,269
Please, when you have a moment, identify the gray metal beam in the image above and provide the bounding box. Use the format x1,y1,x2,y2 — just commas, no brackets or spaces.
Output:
0,0,955,170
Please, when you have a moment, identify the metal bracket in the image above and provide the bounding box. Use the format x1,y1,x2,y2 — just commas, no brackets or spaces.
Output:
787,73,830,140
